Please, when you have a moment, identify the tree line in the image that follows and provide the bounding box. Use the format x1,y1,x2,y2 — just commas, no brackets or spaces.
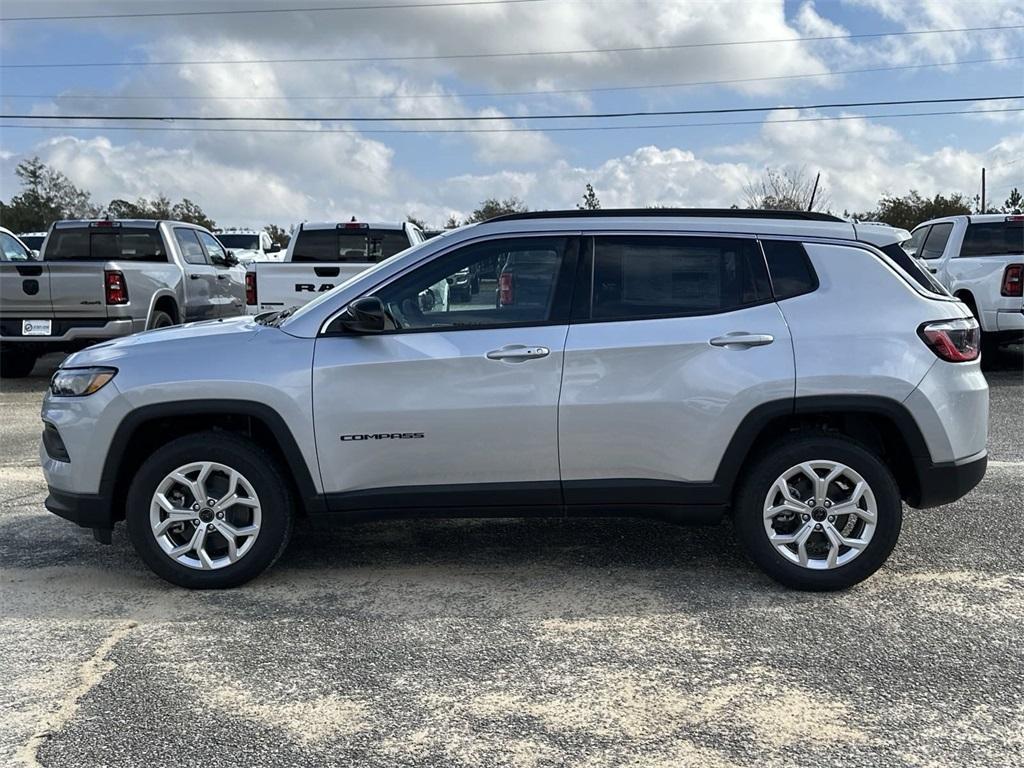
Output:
3,157,1020,245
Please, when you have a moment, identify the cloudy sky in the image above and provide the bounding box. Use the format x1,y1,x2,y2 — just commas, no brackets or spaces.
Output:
1,0,1022,229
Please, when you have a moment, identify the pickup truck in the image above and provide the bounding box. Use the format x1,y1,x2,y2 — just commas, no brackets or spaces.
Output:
0,219,247,378
215,229,283,264
905,214,1023,353
245,220,424,314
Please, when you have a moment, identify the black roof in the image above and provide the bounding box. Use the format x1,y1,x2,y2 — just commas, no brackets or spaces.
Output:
487,208,844,223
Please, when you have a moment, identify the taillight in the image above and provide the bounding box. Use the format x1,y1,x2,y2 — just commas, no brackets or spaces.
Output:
1001,264,1023,297
498,272,514,305
245,272,257,305
918,318,980,362
104,270,128,305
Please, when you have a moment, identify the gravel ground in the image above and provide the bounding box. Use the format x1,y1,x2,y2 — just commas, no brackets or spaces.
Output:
1,349,1022,768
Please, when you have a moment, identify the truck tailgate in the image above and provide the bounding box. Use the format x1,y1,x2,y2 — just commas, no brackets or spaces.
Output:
46,263,110,318
250,262,371,313
0,262,53,316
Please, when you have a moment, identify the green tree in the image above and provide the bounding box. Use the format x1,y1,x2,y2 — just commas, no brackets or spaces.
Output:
856,191,972,231
263,224,291,248
464,197,528,223
104,195,214,228
171,198,215,229
1001,187,1023,214
0,156,99,231
577,183,601,210
443,214,460,229
406,214,427,230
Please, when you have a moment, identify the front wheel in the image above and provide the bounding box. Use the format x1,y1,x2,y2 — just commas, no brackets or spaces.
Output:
733,435,902,590
126,431,294,588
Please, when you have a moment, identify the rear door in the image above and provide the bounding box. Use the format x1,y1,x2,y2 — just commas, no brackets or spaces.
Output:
558,234,794,509
917,221,955,282
172,227,219,322
196,230,245,317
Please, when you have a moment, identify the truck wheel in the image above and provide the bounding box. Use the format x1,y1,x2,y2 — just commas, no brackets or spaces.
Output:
0,347,38,378
148,310,175,330
126,431,294,589
733,435,902,591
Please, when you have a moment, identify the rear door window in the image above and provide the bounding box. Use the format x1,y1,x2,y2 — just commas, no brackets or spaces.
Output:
590,236,770,320
959,220,1024,257
919,222,953,260
44,226,167,262
174,228,208,265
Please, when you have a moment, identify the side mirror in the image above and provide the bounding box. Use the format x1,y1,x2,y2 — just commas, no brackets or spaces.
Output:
267,243,281,254
340,296,386,334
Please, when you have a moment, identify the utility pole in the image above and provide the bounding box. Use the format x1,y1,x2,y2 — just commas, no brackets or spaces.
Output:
807,172,821,212
981,167,986,213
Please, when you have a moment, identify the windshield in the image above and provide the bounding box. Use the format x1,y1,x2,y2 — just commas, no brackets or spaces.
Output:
280,236,438,327
218,234,260,251
19,235,44,251
44,226,166,262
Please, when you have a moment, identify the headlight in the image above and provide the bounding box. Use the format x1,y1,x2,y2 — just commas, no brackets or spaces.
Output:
50,367,117,397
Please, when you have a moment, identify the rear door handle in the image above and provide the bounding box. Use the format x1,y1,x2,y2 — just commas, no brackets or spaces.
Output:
709,333,774,348
217,274,228,280
486,344,550,361
189,274,201,280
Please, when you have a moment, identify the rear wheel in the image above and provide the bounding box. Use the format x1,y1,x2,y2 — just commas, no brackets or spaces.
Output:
126,431,294,589
733,435,902,590
148,310,175,330
0,347,38,378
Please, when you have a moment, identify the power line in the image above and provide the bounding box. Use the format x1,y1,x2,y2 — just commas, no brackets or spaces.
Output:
4,95,1019,123
0,0,551,22
3,108,1019,135
2,55,1018,103
3,24,1021,69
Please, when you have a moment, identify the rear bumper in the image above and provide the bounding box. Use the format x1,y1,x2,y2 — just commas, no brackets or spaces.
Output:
0,318,138,349
995,309,1024,333
911,451,987,509
45,486,115,530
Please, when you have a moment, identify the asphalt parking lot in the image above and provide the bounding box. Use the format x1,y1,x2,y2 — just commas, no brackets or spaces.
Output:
2,349,1022,768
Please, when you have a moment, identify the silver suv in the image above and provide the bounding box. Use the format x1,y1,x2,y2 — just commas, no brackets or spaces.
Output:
39,210,989,590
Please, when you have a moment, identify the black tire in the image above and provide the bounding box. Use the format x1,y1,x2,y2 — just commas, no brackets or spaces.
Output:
148,310,175,330
0,347,38,378
126,431,294,589
733,434,902,591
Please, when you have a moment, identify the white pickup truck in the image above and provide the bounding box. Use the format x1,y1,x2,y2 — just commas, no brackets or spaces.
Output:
215,229,283,264
245,220,424,315
905,214,1023,353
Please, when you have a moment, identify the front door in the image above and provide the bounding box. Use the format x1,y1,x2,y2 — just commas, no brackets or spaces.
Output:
312,235,579,513
558,234,795,508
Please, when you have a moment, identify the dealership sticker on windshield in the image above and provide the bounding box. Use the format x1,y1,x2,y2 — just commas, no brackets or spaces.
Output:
21,319,52,336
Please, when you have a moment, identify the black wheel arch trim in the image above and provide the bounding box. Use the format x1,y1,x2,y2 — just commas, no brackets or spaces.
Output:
99,399,324,516
713,394,944,508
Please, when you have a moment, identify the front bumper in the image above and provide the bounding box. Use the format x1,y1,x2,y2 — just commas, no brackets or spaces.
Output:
911,450,987,509
45,487,114,529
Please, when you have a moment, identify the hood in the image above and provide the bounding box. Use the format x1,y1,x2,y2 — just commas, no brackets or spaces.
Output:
63,315,263,367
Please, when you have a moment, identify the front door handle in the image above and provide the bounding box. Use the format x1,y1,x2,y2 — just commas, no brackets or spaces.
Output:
486,344,550,362
709,333,774,348
217,274,228,280
189,274,201,280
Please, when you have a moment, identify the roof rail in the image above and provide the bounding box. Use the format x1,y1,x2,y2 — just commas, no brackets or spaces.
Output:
486,208,845,223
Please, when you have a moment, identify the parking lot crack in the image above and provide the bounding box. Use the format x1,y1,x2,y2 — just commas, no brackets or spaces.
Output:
14,620,138,768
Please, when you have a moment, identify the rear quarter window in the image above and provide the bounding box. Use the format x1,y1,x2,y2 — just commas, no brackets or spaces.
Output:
959,221,1024,257
760,240,818,300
